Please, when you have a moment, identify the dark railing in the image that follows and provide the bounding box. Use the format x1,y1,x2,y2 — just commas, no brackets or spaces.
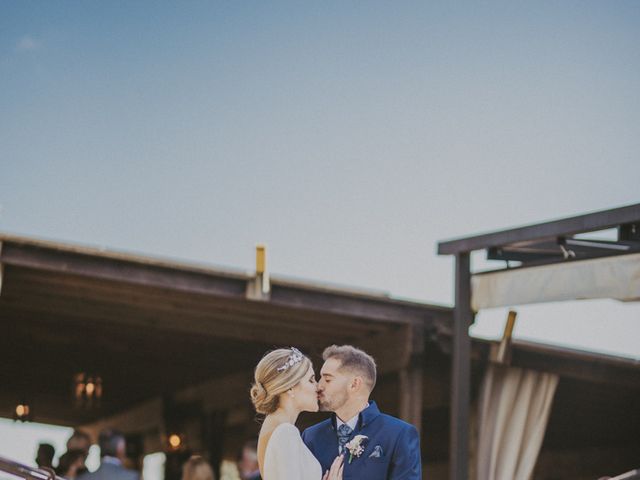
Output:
0,456,61,480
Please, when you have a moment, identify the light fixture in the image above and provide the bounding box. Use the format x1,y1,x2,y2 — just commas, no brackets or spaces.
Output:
73,372,102,408
13,399,32,422
167,433,185,451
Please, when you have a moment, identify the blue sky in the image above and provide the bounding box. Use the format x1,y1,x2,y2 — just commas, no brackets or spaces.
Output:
1,0,639,373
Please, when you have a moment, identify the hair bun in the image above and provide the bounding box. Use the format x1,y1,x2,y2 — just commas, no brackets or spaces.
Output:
250,381,266,402
250,381,278,415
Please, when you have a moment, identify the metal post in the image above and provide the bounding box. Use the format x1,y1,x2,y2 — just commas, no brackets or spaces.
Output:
450,252,471,480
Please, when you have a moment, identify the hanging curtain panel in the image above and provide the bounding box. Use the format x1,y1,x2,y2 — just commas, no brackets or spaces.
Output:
476,365,559,480
471,253,640,311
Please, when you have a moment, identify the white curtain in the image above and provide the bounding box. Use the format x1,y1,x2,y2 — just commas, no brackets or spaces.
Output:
471,252,640,311
476,365,559,480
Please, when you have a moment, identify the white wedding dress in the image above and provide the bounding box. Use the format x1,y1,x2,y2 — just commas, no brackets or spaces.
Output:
263,423,323,480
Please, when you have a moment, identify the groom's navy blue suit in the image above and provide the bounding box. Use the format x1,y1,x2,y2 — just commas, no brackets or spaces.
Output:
301,401,421,480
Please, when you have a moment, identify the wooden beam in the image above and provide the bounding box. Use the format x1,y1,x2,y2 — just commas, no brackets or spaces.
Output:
509,343,640,388
270,283,447,324
438,203,640,255
0,241,248,298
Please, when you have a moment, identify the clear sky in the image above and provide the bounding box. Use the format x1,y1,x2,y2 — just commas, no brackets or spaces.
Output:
1,0,639,381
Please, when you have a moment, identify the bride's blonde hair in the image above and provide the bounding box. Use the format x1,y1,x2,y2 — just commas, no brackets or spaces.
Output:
250,348,312,415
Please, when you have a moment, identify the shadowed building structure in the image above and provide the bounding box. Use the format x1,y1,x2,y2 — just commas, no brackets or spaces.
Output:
1,230,638,480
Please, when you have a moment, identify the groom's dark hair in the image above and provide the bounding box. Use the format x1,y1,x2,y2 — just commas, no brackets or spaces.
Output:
323,345,377,391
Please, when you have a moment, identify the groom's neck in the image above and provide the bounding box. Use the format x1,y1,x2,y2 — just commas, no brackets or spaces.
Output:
335,398,369,424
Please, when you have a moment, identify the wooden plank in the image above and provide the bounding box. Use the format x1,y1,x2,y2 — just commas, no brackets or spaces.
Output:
510,344,640,389
0,242,248,297
271,283,446,324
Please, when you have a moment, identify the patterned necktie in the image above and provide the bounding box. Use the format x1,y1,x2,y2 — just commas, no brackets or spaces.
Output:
337,423,353,454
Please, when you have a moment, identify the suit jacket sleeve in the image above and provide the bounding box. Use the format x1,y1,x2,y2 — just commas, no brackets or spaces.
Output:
389,425,422,480
301,428,313,451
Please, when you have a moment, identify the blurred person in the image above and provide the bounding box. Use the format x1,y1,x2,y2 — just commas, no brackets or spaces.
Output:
182,455,215,480
57,450,86,479
237,440,260,480
78,428,139,480
67,429,92,456
36,443,55,469
66,429,92,475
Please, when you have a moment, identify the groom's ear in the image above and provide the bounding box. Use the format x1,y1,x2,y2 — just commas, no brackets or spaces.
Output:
350,376,364,392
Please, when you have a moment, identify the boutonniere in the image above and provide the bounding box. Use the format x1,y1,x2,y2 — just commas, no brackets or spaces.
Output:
345,435,369,463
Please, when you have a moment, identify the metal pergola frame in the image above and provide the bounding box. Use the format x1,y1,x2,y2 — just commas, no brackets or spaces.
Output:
437,202,640,480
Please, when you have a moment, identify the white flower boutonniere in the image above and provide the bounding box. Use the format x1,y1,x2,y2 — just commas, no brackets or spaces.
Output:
345,435,369,464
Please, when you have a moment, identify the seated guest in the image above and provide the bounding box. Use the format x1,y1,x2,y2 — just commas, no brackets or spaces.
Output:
237,440,260,480
182,455,215,480
36,443,55,469
57,450,86,479
78,428,139,480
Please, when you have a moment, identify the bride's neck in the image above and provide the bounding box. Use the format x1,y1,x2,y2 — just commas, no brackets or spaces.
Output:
268,403,300,425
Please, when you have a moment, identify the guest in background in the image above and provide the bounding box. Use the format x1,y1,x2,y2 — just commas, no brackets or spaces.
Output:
57,450,86,479
67,429,92,455
78,428,139,480
237,440,260,480
182,455,215,480
35,443,55,469
66,429,92,475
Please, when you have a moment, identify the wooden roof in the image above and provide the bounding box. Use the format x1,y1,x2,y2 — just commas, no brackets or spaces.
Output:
0,234,450,426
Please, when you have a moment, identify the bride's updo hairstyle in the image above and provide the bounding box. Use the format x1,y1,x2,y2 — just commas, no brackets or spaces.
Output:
250,347,312,415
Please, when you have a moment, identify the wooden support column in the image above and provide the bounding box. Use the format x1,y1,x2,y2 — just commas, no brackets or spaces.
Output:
0,240,4,296
399,323,425,432
450,252,471,480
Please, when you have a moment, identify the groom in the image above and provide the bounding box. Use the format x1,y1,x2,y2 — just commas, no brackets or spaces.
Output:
302,345,421,480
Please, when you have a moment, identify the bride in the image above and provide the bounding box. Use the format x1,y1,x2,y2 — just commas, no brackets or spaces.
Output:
250,347,344,480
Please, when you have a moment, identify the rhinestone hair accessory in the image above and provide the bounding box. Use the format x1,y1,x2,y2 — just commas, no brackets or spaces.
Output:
277,347,304,373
